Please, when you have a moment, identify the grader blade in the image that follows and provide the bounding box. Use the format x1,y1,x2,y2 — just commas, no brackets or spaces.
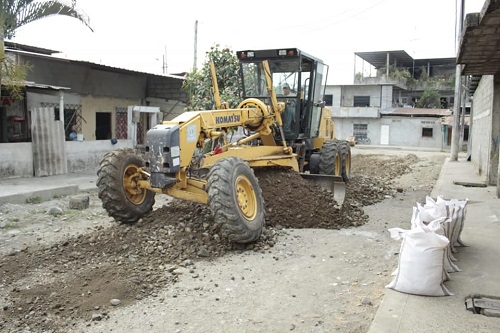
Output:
299,174,346,205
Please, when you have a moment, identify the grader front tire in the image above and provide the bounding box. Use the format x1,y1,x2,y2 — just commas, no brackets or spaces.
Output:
206,157,265,243
97,148,155,224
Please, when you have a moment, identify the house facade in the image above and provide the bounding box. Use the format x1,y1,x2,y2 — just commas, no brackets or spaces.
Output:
327,50,467,149
0,42,188,178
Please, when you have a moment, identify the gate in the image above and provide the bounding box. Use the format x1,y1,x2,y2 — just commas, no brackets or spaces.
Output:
31,107,68,176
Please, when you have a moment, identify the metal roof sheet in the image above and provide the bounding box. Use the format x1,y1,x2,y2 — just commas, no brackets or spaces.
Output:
355,51,456,70
355,50,414,69
24,81,71,90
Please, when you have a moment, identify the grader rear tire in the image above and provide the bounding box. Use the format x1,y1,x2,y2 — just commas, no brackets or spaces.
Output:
97,148,155,224
319,140,341,176
339,140,352,182
206,157,265,243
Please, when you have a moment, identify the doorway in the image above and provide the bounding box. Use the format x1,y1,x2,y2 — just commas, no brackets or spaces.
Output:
380,124,390,145
96,112,112,140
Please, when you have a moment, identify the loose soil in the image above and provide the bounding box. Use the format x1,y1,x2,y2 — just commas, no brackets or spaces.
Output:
0,149,447,333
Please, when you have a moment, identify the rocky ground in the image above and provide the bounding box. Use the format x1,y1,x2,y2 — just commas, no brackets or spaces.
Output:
0,148,447,333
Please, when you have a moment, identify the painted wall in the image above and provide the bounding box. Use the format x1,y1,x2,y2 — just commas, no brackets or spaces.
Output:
80,95,141,141
332,116,444,148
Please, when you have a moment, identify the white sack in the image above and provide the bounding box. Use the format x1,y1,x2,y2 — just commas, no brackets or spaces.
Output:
436,196,468,251
413,206,460,272
386,225,452,296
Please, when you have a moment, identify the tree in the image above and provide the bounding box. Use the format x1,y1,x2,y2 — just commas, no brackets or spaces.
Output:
416,88,441,109
0,0,93,96
182,45,241,111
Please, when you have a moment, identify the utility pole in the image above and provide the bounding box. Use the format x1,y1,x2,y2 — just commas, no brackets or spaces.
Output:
193,20,198,71
163,45,167,74
459,76,468,150
450,0,465,161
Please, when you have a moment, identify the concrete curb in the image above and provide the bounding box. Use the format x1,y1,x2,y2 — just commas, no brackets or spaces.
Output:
0,185,79,205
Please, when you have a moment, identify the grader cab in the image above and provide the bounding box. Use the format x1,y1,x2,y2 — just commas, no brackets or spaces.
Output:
97,48,351,243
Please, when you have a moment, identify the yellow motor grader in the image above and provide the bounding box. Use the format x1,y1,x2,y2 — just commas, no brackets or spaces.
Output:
97,48,351,243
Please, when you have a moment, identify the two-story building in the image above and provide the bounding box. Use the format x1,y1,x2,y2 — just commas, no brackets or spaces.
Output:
326,50,469,149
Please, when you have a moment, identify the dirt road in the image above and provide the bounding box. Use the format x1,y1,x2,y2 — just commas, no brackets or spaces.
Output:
0,147,448,333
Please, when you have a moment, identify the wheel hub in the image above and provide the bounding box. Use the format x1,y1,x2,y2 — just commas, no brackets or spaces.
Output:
235,175,257,220
123,164,147,205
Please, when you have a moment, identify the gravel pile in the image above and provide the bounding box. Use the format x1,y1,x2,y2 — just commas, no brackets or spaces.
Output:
0,153,420,332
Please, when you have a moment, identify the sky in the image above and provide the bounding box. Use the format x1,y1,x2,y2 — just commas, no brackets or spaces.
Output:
11,0,486,85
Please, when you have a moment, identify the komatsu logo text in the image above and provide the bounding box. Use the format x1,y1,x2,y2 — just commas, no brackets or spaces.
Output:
215,114,240,124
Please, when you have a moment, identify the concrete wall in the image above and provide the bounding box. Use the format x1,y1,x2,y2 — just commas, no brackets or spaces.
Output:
332,116,444,148
27,91,81,111
332,117,379,142
147,76,187,102
0,140,133,179
341,85,382,107
66,139,133,173
331,106,380,118
380,117,444,148
326,86,342,107
491,79,500,185
470,75,494,181
22,55,148,100
381,85,393,109
0,143,33,178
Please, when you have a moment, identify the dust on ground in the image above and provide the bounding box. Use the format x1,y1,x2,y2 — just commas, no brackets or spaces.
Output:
0,150,446,333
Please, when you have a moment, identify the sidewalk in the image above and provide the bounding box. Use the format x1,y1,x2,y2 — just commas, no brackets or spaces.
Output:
0,170,98,204
368,158,500,333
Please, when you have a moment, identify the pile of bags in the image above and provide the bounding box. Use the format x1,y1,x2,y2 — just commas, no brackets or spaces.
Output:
386,196,468,296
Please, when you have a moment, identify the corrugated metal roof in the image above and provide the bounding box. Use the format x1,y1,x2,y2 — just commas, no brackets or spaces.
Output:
24,81,71,90
355,50,456,70
355,50,414,69
6,48,186,80
5,41,60,55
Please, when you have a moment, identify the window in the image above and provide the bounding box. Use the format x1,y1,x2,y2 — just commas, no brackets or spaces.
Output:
422,128,433,138
353,123,368,140
324,94,333,106
43,103,82,140
353,96,370,107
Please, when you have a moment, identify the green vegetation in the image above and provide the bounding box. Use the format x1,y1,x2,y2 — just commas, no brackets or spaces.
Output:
182,44,241,111
416,88,441,108
26,196,42,204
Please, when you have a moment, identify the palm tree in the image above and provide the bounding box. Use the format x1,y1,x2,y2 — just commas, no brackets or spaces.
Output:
0,0,93,92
